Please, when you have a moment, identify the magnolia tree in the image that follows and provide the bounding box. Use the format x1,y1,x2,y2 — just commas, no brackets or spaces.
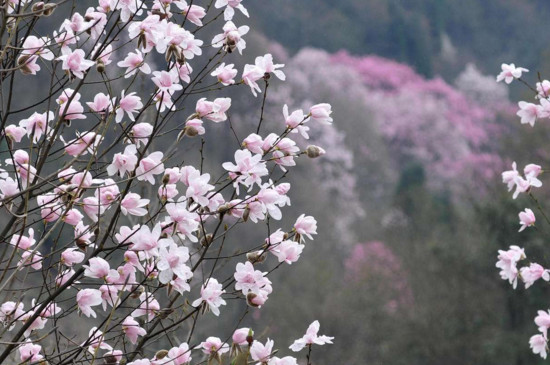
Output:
496,63,550,360
0,1,334,364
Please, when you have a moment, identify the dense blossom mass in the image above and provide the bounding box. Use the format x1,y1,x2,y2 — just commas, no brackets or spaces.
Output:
0,1,334,364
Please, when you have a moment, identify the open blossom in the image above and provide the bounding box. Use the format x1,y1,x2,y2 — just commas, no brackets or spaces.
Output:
122,316,147,345
289,320,334,352
107,144,138,177
57,48,95,79
18,340,43,363
518,208,536,232
10,228,35,250
167,342,192,365
271,240,303,264
157,238,192,284
530,334,548,359
121,193,149,216
22,35,53,60
192,278,226,316
136,151,164,184
234,261,272,297
152,69,182,94
200,336,229,356
250,339,274,364
212,21,249,55
61,248,85,267
537,310,550,336
222,149,268,193
117,49,151,77
496,245,526,289
116,90,143,123
211,63,237,85
496,63,528,84
176,1,206,26
76,289,103,318
214,0,249,21
294,214,317,241
516,101,547,127
309,103,333,125
19,111,53,142
87,92,115,114
520,263,550,288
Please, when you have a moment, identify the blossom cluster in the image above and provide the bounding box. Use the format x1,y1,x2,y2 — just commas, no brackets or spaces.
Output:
0,0,333,364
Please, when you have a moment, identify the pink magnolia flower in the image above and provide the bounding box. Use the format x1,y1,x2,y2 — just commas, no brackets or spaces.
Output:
283,105,309,139
289,320,334,352
176,1,206,26
294,214,317,241
520,263,550,288
496,245,526,289
152,69,182,94
518,208,536,232
130,122,154,147
222,149,268,194
157,238,192,284
122,316,147,345
131,293,160,322
191,278,226,316
0,177,19,200
63,132,98,158
234,261,272,297
271,240,303,264
116,90,143,123
83,257,112,279
517,101,547,127
530,334,548,359
57,48,95,79
250,339,273,364
22,35,54,60
200,336,229,355
121,193,149,216
107,144,138,177
63,208,84,226
496,63,528,84
76,288,103,318
10,228,35,250
87,92,116,114
61,248,85,267
19,111,53,142
131,223,162,256
136,151,164,184
0,301,25,325
167,342,192,365
214,0,249,21
537,310,550,336
269,357,298,365
57,88,86,121
117,49,151,77
309,103,333,125
176,62,193,83
232,328,252,345
212,21,249,55
211,63,237,85
4,124,26,143
18,340,43,363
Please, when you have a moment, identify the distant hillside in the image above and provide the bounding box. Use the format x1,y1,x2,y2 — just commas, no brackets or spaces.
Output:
248,0,550,79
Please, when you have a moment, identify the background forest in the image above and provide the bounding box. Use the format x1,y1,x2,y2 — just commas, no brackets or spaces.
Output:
237,1,550,365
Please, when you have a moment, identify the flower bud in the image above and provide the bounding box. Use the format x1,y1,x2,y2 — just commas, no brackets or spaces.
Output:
103,354,117,365
242,207,250,222
130,285,145,299
306,145,326,158
31,2,45,15
42,3,55,16
96,59,105,73
201,233,213,247
246,250,267,264
246,292,259,307
155,350,169,360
